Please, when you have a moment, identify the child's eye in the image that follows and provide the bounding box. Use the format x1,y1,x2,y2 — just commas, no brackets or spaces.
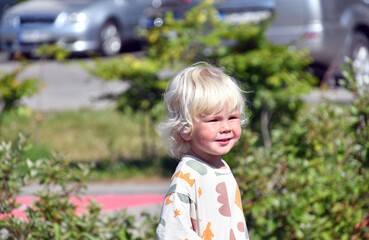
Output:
209,119,218,122
229,116,239,120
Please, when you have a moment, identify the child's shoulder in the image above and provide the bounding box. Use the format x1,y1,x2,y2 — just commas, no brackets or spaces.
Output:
178,155,209,171
171,155,209,177
176,155,231,176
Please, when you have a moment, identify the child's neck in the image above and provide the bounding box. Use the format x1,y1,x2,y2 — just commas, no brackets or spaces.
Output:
187,150,227,169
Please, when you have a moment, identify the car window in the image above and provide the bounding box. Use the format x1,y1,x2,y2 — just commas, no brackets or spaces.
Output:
272,0,305,26
1,0,14,14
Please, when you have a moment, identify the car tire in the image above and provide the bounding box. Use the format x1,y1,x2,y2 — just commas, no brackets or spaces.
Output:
350,32,369,88
99,21,122,56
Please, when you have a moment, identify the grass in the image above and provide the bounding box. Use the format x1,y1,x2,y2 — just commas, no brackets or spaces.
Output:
1,108,170,180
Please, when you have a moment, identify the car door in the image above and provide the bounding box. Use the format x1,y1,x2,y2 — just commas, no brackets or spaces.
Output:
266,0,307,45
120,0,151,38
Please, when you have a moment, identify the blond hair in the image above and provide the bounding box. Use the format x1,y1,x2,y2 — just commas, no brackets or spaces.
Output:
157,62,247,159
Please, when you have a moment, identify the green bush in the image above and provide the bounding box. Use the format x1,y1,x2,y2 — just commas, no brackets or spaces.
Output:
0,64,39,134
0,135,158,240
233,65,369,239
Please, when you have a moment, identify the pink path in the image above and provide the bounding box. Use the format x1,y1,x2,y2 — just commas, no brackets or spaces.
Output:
1,194,164,220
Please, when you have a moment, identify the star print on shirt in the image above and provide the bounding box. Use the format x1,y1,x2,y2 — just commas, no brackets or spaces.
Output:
174,209,181,218
171,170,195,187
165,193,173,205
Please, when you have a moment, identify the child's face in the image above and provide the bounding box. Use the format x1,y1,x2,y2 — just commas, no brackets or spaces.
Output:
183,107,242,167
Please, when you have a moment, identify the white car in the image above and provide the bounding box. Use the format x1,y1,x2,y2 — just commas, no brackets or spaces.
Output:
0,0,152,57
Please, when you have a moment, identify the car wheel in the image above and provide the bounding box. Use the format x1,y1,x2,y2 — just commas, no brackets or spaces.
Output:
99,21,122,56
350,32,369,88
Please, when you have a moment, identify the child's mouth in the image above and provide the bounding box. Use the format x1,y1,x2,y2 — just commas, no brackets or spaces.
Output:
217,138,231,145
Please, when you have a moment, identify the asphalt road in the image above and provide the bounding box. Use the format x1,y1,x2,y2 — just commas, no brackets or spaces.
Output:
0,51,355,112
0,53,130,111
18,180,169,220
20,180,169,196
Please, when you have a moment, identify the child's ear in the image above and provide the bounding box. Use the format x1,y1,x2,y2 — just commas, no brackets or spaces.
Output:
180,130,192,141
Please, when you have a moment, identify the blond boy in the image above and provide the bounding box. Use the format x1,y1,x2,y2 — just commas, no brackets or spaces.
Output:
156,62,250,240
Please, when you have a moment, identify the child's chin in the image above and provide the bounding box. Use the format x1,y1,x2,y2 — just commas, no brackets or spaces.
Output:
218,149,232,155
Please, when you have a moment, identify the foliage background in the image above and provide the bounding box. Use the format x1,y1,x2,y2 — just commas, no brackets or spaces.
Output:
1,0,368,239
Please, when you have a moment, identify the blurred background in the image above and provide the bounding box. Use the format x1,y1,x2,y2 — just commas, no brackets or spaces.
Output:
0,0,368,239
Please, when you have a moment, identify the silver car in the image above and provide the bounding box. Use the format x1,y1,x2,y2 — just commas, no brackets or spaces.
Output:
267,0,369,86
142,0,369,87
0,0,15,21
0,0,152,57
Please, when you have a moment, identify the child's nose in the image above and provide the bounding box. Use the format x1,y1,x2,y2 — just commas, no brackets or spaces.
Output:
220,121,231,133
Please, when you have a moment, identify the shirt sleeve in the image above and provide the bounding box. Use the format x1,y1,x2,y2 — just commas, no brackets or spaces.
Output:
156,192,202,240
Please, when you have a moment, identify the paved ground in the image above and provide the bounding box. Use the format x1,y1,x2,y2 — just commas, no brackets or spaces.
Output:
15,180,170,222
301,87,355,103
0,52,355,113
20,180,169,196
0,180,170,238
0,59,129,111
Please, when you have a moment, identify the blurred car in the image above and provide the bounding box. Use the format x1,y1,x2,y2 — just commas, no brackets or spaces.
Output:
0,0,15,21
266,0,369,86
0,0,152,57
141,0,369,87
140,0,275,29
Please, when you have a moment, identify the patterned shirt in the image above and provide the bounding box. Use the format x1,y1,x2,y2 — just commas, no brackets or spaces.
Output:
156,155,249,240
